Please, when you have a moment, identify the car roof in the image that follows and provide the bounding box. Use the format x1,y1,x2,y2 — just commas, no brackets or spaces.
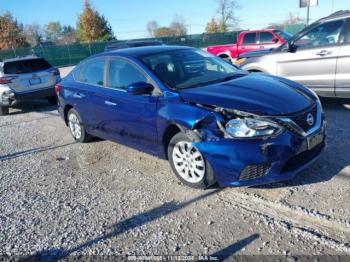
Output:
107,40,163,46
243,29,277,33
102,45,194,58
104,40,164,51
3,56,43,63
126,40,163,45
319,10,350,23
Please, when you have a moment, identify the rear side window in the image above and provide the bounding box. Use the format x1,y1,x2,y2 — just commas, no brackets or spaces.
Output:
242,33,257,45
72,65,81,80
259,32,274,43
108,58,147,90
4,58,52,74
81,59,105,86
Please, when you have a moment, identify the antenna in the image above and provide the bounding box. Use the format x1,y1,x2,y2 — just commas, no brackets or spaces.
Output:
84,0,89,8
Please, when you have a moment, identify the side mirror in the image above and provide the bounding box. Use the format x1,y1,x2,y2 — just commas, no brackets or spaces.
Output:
272,37,279,43
127,82,154,95
284,41,296,53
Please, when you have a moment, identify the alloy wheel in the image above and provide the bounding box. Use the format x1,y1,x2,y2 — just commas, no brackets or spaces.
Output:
68,113,82,140
172,141,205,183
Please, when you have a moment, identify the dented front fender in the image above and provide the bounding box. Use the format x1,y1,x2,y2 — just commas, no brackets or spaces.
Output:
156,92,225,158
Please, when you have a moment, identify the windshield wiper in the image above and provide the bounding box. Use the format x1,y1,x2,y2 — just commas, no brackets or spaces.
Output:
220,73,246,83
178,73,246,90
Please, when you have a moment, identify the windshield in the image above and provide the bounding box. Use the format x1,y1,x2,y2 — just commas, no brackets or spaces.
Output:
140,49,240,90
274,30,293,40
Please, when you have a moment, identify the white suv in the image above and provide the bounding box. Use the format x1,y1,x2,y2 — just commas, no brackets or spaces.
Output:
239,11,350,98
0,56,61,115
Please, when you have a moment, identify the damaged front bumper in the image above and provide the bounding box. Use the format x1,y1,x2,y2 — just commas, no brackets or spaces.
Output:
192,123,326,187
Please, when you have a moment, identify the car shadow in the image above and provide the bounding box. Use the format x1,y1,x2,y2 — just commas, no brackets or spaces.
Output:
210,233,260,260
22,189,222,261
253,98,350,189
0,143,74,162
8,99,58,116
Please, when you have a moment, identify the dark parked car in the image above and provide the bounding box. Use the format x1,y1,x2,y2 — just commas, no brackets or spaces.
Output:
104,40,164,51
57,46,325,189
0,56,60,115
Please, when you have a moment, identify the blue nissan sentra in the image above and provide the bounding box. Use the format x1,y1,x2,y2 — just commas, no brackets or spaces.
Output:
57,46,326,189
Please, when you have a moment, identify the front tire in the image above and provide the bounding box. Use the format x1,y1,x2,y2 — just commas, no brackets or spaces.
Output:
0,106,9,116
67,108,91,143
168,132,216,189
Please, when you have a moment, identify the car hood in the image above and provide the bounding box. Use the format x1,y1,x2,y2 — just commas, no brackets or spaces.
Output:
179,73,315,115
238,49,273,59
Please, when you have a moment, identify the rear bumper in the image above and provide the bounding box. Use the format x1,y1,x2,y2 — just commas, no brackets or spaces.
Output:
14,86,56,101
0,86,56,107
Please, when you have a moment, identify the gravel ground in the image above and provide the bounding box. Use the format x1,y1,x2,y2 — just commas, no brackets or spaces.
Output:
0,98,350,260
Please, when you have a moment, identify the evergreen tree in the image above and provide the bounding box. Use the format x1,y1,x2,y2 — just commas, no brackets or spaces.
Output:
76,1,114,42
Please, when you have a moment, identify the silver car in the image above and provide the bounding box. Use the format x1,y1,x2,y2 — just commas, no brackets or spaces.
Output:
0,56,60,115
239,11,350,98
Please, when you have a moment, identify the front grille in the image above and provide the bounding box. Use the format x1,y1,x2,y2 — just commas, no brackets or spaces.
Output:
289,105,317,133
239,164,271,181
281,142,325,173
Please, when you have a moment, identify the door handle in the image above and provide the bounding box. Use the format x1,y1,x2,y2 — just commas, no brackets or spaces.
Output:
73,93,83,98
316,50,332,56
105,100,117,106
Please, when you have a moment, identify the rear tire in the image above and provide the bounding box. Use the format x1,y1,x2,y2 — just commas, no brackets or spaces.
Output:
0,106,9,116
67,108,92,143
47,96,57,105
168,132,216,189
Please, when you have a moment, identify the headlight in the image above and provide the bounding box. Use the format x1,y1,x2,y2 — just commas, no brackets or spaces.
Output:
225,118,283,138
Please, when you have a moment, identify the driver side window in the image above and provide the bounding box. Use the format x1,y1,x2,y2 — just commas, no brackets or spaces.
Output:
108,58,147,90
294,20,345,48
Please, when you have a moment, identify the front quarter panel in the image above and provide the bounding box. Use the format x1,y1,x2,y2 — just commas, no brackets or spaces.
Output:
241,53,279,74
156,91,223,158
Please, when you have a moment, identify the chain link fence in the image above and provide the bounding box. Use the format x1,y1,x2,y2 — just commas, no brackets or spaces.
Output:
0,32,239,68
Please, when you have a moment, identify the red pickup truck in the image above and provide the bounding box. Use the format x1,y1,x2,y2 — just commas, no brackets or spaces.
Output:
207,29,292,62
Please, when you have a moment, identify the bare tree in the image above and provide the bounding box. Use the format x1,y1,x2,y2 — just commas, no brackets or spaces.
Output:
0,12,27,49
267,13,306,31
24,23,42,47
147,20,159,37
57,25,77,44
44,21,62,41
169,15,187,36
216,0,240,32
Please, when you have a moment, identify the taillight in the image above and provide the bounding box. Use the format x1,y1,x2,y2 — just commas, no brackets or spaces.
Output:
0,76,18,84
49,68,60,76
55,83,61,95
